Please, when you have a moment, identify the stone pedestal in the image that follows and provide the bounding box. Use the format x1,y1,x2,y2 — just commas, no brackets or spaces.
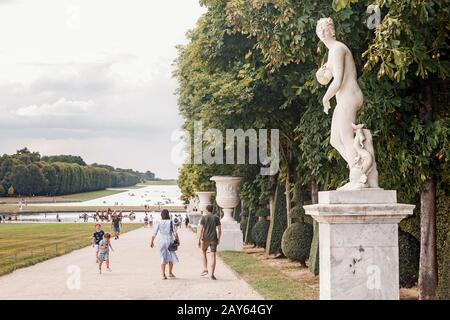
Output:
304,189,414,300
218,220,243,252
188,212,202,230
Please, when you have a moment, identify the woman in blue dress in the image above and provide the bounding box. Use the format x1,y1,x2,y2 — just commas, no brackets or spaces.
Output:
150,209,180,279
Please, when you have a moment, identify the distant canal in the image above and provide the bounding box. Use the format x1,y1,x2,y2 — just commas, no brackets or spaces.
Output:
0,185,186,223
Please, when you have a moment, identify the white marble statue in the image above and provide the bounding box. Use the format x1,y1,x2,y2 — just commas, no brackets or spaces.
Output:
316,17,379,190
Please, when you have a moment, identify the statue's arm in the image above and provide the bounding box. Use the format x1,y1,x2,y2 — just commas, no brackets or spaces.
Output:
323,47,345,109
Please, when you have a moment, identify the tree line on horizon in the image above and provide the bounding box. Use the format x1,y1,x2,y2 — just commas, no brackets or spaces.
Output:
0,148,155,197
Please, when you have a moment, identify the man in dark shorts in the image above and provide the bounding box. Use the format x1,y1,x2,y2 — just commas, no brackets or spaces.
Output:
111,213,122,240
198,205,222,280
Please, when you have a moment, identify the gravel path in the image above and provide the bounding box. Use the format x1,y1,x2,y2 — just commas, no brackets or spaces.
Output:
0,226,262,300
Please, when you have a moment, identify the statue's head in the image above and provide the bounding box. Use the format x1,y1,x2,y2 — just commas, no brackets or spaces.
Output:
316,17,336,41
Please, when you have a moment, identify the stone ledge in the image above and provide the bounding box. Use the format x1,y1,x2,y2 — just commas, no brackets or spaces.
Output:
304,203,415,224
318,189,397,204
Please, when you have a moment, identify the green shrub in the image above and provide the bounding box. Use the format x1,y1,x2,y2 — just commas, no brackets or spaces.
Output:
240,216,248,233
281,222,313,266
437,229,450,300
256,207,270,217
244,211,258,244
266,183,288,254
399,229,420,288
436,193,449,299
233,202,242,222
289,206,304,222
252,220,270,248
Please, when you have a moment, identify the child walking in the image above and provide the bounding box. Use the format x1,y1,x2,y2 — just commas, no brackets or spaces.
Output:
98,233,114,274
92,224,104,263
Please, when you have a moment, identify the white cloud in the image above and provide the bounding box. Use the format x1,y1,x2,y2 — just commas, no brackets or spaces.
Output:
0,0,205,178
14,98,95,117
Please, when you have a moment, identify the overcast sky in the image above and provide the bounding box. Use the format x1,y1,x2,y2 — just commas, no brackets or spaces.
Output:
0,0,205,178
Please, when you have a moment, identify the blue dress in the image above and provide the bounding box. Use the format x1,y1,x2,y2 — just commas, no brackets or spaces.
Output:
153,220,179,264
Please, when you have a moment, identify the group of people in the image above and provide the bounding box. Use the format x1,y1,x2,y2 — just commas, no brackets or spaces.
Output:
91,212,123,273
143,213,154,228
92,209,124,223
92,205,221,280
0,215,13,223
150,205,221,280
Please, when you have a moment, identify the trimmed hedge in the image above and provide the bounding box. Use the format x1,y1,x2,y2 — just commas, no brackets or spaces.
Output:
244,211,258,244
266,183,288,255
399,229,420,288
281,222,313,266
289,206,304,223
240,216,248,235
252,220,270,248
437,229,450,299
256,207,270,217
436,194,449,299
233,201,242,222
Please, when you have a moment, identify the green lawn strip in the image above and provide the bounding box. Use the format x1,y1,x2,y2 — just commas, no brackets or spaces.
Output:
141,180,178,185
219,251,318,300
0,223,141,276
60,189,125,201
0,189,126,204
108,185,146,190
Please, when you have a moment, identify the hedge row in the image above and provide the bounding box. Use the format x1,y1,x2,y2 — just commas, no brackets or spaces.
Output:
266,183,287,255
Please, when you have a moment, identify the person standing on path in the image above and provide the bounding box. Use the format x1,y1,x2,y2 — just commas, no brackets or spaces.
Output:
198,205,222,280
150,209,180,280
144,213,149,228
111,213,122,240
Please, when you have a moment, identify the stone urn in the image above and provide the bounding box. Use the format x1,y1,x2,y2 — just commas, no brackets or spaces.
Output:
187,197,201,228
210,176,241,222
210,176,243,251
195,191,215,214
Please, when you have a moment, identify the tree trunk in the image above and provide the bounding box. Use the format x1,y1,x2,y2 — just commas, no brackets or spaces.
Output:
308,178,320,275
285,168,292,227
419,176,438,300
311,180,319,204
418,84,438,300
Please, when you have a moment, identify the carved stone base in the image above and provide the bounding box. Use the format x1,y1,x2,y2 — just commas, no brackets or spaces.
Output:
188,213,202,228
304,190,414,300
217,221,243,252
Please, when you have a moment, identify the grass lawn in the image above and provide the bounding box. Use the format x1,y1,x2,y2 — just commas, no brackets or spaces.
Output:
60,189,125,201
0,188,125,204
141,179,178,185
109,185,146,190
219,251,318,300
0,223,141,276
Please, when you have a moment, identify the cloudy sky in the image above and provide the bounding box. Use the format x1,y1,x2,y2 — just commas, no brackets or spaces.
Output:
0,0,205,178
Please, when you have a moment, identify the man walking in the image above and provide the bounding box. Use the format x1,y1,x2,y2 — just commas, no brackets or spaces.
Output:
198,205,221,280
111,213,122,240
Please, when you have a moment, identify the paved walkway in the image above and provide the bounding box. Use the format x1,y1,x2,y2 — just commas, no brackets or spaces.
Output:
0,227,262,300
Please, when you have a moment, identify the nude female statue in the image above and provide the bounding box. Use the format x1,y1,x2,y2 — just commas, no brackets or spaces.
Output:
316,18,379,190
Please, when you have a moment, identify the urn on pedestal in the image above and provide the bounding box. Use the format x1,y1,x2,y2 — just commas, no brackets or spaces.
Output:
210,176,243,251
187,197,201,229
196,192,215,214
